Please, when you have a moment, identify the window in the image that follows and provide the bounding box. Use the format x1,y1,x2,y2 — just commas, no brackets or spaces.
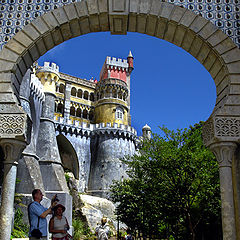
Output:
70,106,75,116
57,103,64,114
116,107,124,120
71,87,77,96
59,84,65,93
83,91,89,100
83,109,88,119
90,93,94,101
77,89,82,98
76,108,81,118
89,110,94,121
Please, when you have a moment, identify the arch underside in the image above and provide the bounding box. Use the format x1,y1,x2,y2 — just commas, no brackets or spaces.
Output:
56,134,79,179
0,0,239,145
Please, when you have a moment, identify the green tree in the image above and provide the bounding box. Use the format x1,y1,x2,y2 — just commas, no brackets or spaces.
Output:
110,122,222,240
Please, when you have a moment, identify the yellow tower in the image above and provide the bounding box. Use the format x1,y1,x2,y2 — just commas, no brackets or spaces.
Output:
95,54,133,126
36,62,60,95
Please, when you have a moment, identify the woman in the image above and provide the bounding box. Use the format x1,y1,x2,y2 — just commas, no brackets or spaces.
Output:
49,204,71,240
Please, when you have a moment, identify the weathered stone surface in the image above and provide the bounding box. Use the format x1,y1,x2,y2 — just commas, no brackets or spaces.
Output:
53,7,69,25
4,39,25,56
75,1,89,18
80,194,116,231
42,12,59,29
31,17,50,35
137,15,147,34
13,31,32,49
159,2,174,19
173,25,186,47
181,30,195,52
189,15,208,33
29,44,40,62
164,22,177,43
22,23,40,41
179,9,197,27
0,60,15,72
170,6,186,23
197,43,211,64
198,21,218,40
204,51,217,71
214,37,236,55
208,29,229,47
64,4,78,20
221,48,240,64
0,48,20,62
145,15,157,36
189,37,203,58
209,59,222,79
60,23,72,41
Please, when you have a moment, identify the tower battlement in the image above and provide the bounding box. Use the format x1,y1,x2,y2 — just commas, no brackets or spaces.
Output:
37,62,60,76
99,53,133,83
55,116,137,137
105,57,128,69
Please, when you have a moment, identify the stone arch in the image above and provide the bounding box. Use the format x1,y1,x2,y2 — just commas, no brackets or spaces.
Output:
0,1,240,239
56,134,79,180
0,0,238,123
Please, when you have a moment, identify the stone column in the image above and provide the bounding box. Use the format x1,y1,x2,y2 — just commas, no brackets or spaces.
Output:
64,82,71,123
0,139,26,240
36,62,68,192
210,142,237,240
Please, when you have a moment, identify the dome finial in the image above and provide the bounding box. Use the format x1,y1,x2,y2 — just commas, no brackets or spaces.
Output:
128,50,133,58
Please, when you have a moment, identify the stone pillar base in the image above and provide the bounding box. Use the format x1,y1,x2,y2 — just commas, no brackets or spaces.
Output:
16,154,45,195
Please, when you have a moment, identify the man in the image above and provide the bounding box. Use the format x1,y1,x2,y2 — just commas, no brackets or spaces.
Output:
28,189,58,240
95,217,110,240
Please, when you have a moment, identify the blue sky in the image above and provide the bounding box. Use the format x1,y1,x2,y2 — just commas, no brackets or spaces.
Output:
38,32,216,135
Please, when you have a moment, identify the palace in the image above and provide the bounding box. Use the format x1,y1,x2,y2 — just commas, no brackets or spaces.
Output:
12,52,151,226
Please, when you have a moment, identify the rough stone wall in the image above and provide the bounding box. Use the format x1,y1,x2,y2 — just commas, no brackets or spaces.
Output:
88,131,136,198
61,133,92,192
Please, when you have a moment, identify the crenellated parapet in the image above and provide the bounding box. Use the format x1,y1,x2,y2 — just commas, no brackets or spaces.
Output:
36,62,60,95
38,62,60,76
55,116,137,141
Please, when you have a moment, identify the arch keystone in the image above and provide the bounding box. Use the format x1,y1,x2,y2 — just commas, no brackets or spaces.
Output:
109,0,129,34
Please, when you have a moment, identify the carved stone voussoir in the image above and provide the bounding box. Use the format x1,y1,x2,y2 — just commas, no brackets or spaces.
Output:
0,113,31,143
203,116,240,147
109,0,129,35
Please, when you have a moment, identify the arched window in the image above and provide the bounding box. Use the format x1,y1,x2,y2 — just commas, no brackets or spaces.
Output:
83,91,89,100
82,109,88,119
71,87,77,96
97,92,100,100
89,110,94,121
57,103,64,114
76,108,82,118
105,89,110,98
70,106,75,116
118,91,123,99
77,89,82,98
54,102,57,112
116,107,124,120
90,92,94,101
112,89,117,98
59,84,65,93
100,91,104,99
